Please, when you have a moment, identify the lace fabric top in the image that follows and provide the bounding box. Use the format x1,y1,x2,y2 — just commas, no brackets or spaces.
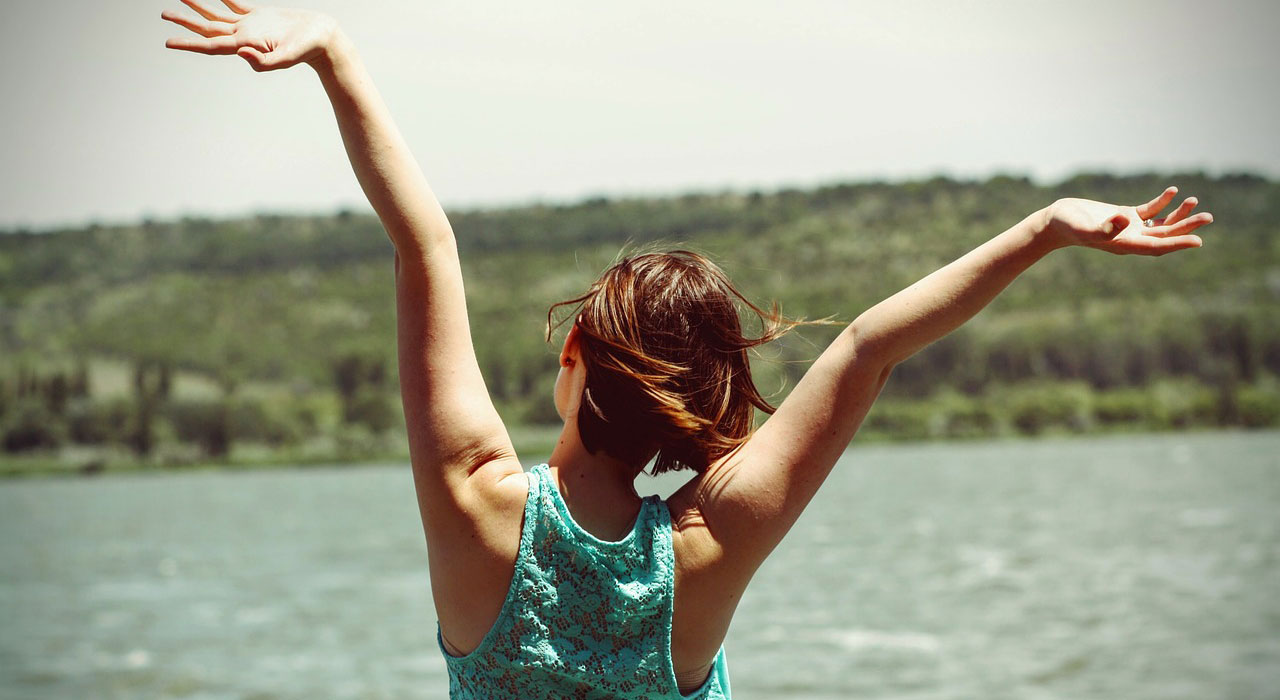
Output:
438,463,731,699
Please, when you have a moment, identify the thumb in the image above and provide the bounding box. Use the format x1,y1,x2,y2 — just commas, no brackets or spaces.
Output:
1099,213,1130,237
237,46,277,72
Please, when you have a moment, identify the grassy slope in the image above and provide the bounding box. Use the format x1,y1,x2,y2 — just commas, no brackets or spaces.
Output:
1,171,1277,471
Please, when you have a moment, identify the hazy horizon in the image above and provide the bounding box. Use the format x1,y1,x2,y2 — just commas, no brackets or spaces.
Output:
1,165,1268,234
3,0,1277,231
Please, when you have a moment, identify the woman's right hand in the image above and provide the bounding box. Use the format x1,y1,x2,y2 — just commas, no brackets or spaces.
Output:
162,0,340,72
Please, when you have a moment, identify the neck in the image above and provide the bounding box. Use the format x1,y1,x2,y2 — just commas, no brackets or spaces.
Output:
547,413,646,540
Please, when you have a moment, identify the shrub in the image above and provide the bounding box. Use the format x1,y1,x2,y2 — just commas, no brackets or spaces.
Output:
2,400,67,452
1237,380,1280,428
933,391,1001,439
1000,382,1093,436
342,390,397,434
66,397,132,445
1093,387,1152,428
862,400,933,441
1148,379,1217,428
229,396,308,446
334,423,388,460
164,399,231,458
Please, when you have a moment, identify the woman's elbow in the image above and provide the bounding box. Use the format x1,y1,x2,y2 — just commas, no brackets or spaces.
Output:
841,319,901,381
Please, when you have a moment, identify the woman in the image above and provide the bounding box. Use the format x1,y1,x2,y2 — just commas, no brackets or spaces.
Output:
163,3,1213,697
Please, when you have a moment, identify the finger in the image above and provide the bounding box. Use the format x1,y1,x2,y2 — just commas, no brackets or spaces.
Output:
1149,235,1204,254
239,43,308,70
179,0,238,23
237,46,267,71
165,35,241,55
1145,212,1213,238
237,46,288,71
220,0,255,14
1111,234,1203,256
1135,186,1178,219
161,11,234,38
1099,212,1134,237
1160,197,1199,227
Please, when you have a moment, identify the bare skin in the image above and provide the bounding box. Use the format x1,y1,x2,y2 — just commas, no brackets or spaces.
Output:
164,2,1214,692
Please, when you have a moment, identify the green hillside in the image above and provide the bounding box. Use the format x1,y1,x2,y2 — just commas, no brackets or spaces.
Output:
2,171,1277,474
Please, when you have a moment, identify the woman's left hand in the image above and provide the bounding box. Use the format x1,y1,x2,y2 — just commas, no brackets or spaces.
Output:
1041,186,1213,256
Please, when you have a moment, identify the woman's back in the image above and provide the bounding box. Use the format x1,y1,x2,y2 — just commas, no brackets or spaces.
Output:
441,464,731,699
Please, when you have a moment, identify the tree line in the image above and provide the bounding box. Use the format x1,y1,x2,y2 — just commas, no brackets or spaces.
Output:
1,170,1276,472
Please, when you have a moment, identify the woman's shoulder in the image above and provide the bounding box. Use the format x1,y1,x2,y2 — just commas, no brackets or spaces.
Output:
662,460,770,581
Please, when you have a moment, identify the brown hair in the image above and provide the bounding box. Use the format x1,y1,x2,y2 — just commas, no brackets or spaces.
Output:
547,247,824,475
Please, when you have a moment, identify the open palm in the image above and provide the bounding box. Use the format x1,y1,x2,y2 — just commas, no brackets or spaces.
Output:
1045,186,1214,256
162,0,337,71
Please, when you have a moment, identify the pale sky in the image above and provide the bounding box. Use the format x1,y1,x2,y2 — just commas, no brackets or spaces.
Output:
2,0,1277,230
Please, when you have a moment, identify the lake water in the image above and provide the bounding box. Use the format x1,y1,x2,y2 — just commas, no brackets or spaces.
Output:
1,431,1278,699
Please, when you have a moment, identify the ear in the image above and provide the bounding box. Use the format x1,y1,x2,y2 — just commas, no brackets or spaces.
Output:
559,322,582,368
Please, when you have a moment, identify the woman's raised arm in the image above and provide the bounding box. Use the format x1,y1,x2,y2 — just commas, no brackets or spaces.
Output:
163,2,522,513
692,188,1213,575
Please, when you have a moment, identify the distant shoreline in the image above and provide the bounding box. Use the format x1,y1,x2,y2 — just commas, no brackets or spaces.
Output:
4,172,1277,476
3,425,1275,480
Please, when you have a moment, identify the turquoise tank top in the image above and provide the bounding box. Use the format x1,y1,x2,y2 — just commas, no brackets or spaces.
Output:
438,463,731,699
